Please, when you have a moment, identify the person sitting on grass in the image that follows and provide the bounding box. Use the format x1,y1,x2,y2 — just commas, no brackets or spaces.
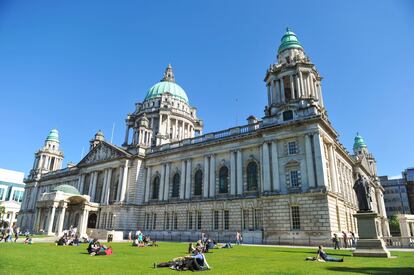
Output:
220,242,233,249
87,239,100,254
188,242,196,254
316,245,344,262
154,247,210,271
56,235,68,246
23,236,32,245
132,236,139,247
90,245,113,256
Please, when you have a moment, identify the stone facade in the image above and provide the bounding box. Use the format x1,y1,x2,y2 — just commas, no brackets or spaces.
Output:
17,29,390,244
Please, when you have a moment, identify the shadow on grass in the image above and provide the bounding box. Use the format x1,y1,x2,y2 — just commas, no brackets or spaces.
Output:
327,267,414,274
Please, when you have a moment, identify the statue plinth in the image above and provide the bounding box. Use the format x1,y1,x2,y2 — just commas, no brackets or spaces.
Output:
353,212,390,258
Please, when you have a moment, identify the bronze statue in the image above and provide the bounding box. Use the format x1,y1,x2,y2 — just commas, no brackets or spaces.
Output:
353,174,372,212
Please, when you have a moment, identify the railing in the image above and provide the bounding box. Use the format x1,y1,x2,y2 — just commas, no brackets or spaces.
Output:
382,236,414,248
148,121,261,154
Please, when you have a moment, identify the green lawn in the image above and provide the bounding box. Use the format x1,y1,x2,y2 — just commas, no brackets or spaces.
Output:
0,242,413,274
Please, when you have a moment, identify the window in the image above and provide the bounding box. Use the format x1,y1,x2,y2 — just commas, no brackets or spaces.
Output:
247,162,258,191
194,170,203,196
83,174,91,195
165,212,170,230
173,212,178,230
290,170,299,187
224,210,229,230
0,188,5,201
288,141,298,155
152,213,157,230
188,211,193,230
152,176,160,200
254,209,262,230
12,190,24,202
283,110,293,121
197,211,202,230
291,206,300,230
243,209,250,230
213,210,219,230
219,166,229,193
172,173,180,198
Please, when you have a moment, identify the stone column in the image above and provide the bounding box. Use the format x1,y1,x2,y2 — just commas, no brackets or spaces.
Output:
267,83,271,106
163,163,170,201
305,134,316,188
78,208,88,237
290,75,295,99
280,78,285,103
159,164,165,201
116,166,124,201
179,160,186,199
185,159,192,199
57,203,67,236
119,160,129,202
104,169,112,205
78,174,85,195
209,154,216,197
328,144,339,193
295,74,301,98
35,207,42,232
262,143,271,192
101,169,109,204
90,172,98,201
299,71,305,97
275,79,280,104
236,150,243,195
47,204,57,235
230,151,236,195
271,141,280,191
144,166,151,202
313,132,329,189
123,125,130,145
203,156,210,198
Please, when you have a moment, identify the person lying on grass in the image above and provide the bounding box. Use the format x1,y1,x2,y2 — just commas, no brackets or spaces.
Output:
154,247,210,271
90,245,113,256
313,245,344,262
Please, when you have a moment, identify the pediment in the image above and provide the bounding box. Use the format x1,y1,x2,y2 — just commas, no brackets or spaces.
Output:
78,142,130,166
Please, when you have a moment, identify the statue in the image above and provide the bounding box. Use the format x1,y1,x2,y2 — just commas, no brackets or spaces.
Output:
353,174,372,212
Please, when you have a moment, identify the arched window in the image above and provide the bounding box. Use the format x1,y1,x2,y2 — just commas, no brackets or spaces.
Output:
152,176,160,200
219,166,229,194
172,173,180,198
247,162,258,191
194,170,203,196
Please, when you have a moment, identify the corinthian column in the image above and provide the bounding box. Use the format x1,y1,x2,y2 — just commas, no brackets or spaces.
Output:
47,204,57,235
209,154,216,197
271,141,280,191
119,160,129,202
230,151,236,195
262,143,271,192
236,150,243,195
203,156,209,198
185,159,192,199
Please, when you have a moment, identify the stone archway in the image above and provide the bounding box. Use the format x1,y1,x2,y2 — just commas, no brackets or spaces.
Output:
87,213,97,228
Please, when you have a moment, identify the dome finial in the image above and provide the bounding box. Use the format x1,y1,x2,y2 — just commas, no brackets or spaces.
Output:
161,64,175,82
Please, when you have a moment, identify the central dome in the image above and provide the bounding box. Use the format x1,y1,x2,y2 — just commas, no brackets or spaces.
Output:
144,64,189,103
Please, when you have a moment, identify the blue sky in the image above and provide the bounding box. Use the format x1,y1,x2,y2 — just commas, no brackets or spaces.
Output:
0,0,413,177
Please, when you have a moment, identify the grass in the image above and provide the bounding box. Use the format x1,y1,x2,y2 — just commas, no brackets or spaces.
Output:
0,242,413,274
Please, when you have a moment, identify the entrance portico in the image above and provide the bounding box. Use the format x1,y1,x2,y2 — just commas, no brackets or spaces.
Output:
34,184,98,237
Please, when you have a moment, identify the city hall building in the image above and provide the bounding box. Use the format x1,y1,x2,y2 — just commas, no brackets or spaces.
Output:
18,29,390,244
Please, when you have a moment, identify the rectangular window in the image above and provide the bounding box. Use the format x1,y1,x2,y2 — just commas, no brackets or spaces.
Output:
291,206,300,230
197,211,202,230
290,170,299,187
213,210,219,230
254,209,262,230
152,213,157,230
288,141,298,155
165,212,170,230
243,209,250,230
188,211,193,230
173,212,178,230
224,210,229,230
0,188,5,201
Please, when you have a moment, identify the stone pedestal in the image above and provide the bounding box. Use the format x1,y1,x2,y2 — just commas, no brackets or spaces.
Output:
353,212,390,258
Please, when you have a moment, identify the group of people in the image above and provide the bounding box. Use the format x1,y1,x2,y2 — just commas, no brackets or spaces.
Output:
0,226,25,242
332,231,356,249
87,238,113,256
130,230,158,247
56,234,83,246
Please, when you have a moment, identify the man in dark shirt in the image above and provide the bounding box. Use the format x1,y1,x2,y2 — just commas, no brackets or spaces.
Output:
317,245,344,262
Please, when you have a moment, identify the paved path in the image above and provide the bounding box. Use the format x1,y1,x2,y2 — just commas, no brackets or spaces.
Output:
240,243,414,252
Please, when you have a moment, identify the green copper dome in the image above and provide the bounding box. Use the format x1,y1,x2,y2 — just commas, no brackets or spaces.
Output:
52,184,80,195
144,64,189,103
278,28,304,54
353,133,367,150
46,129,59,142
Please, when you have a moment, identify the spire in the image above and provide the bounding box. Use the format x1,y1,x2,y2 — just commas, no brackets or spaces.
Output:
278,27,304,54
161,64,175,82
353,132,367,150
46,129,59,143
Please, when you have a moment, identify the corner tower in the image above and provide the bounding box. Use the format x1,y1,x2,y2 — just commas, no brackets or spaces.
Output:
28,129,64,179
123,65,203,148
263,28,326,125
